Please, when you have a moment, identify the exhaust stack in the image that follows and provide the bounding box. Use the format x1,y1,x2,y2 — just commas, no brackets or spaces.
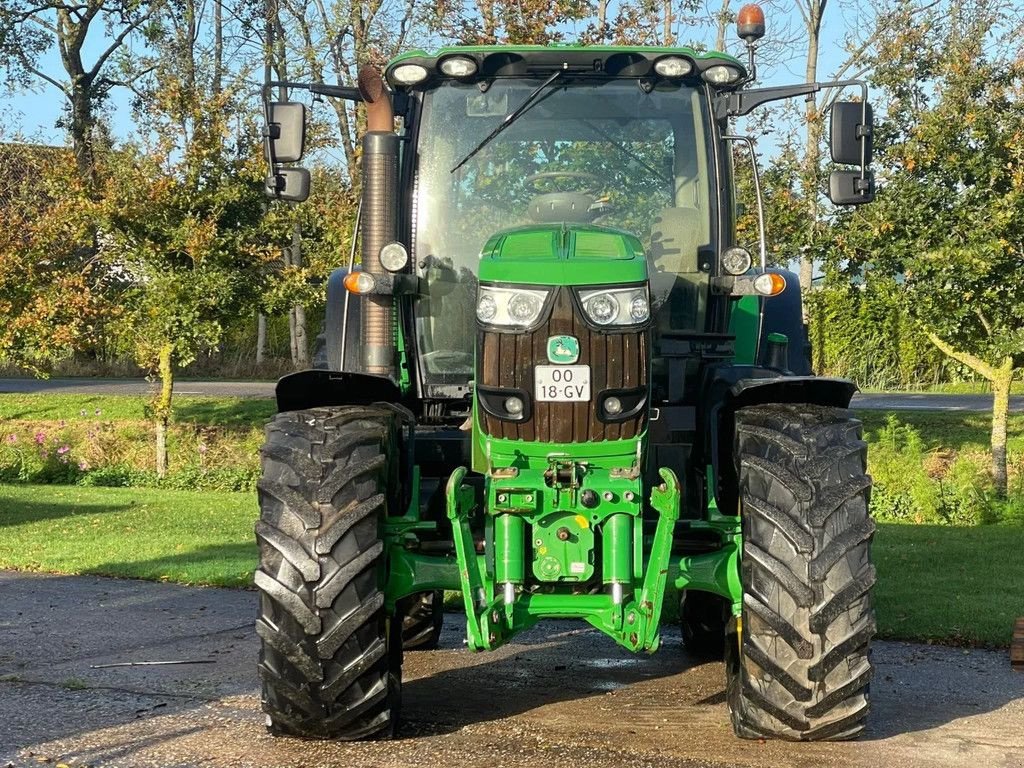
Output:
357,65,397,377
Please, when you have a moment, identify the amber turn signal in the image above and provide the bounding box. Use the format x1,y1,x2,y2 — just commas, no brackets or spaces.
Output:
343,271,376,294
753,272,786,296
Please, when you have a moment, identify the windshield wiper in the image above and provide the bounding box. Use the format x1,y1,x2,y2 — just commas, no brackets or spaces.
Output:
450,66,566,174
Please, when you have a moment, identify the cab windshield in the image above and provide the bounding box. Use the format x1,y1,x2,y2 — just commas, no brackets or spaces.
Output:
412,78,715,386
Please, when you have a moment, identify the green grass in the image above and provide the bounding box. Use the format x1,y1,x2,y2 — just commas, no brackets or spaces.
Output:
872,522,1024,647
864,381,1024,395
0,393,274,428
2,483,1022,646
859,409,1024,454
0,484,257,587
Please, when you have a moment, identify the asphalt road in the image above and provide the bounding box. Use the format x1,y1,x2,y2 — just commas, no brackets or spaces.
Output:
1,572,1022,768
1,377,1021,411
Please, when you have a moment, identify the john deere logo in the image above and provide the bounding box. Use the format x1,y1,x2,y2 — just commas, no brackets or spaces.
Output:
547,335,580,364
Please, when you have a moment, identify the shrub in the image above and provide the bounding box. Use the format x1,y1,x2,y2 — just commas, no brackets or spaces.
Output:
867,415,940,522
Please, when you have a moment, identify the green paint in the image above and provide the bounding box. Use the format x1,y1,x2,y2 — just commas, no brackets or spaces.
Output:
603,513,632,585
730,294,760,364
478,224,647,286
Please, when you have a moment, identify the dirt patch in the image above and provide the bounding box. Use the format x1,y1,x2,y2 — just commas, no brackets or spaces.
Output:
1,572,1022,768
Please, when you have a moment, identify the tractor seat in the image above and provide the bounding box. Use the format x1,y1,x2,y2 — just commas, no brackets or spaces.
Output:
647,207,705,332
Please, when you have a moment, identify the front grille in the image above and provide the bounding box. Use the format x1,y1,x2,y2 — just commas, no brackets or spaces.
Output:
478,288,648,443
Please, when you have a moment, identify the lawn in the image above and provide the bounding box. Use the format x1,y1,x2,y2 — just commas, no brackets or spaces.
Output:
1,483,1021,647
0,393,275,427
0,484,257,587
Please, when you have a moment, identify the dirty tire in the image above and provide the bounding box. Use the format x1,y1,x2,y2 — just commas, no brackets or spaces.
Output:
680,590,727,659
256,407,401,740
399,591,444,650
727,403,875,741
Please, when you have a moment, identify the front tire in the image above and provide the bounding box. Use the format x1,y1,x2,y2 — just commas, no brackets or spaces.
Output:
728,404,875,741
256,407,401,740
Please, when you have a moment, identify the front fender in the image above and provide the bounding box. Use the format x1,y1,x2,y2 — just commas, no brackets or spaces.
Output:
275,369,404,413
700,365,857,514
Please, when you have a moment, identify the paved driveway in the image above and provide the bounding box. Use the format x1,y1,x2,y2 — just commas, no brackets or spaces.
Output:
1,572,1022,768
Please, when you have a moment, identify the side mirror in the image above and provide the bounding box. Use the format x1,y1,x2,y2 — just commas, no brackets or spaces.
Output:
830,101,873,166
829,169,875,206
265,102,307,163
265,167,311,203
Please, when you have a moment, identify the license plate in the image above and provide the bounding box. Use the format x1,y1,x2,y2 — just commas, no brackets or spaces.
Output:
535,365,591,402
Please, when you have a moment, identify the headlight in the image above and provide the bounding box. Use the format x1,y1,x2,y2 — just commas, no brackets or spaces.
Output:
379,242,408,272
391,63,429,85
439,55,478,78
476,285,550,327
702,64,743,85
578,286,650,326
722,246,752,275
654,56,693,78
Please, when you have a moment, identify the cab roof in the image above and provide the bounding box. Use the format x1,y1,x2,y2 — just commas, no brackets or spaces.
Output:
385,44,746,90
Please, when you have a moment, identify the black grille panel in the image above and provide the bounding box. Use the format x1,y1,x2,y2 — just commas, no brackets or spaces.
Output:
479,288,648,442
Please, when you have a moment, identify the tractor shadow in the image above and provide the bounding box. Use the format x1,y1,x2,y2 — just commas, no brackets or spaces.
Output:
399,613,723,737
401,613,1024,743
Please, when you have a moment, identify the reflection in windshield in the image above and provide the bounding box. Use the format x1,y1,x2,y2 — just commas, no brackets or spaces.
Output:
413,79,713,386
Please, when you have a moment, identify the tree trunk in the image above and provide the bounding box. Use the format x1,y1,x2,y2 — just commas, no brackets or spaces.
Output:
663,0,673,45
715,0,731,51
69,86,96,190
213,0,223,96
256,313,267,365
991,359,1013,499
799,1,826,312
154,342,174,479
290,223,309,367
294,305,309,367
927,333,1015,499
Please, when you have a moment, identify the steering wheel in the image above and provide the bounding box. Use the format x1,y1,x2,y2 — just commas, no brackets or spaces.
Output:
525,171,602,194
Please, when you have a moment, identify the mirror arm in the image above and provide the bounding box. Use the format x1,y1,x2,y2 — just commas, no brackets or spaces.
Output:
265,80,364,101
716,78,867,119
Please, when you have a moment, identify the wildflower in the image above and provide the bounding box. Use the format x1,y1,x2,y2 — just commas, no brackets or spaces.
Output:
78,460,90,471
39,450,48,460
59,454,69,464
5,434,16,444
34,432,46,445
57,445,70,455
198,443,208,455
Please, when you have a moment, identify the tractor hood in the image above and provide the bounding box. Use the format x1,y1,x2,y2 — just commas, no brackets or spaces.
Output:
478,224,647,286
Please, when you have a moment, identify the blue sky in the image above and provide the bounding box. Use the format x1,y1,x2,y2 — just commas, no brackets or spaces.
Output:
0,3,859,148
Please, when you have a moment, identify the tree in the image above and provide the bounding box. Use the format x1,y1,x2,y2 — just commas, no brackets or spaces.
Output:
0,0,160,187
836,0,1024,496
0,141,110,372
100,83,271,475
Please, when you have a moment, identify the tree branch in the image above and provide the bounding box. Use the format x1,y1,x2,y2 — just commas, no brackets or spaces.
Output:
86,6,155,80
926,332,997,380
974,307,993,337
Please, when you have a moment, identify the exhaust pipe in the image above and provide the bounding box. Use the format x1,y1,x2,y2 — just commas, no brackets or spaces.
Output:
357,65,397,377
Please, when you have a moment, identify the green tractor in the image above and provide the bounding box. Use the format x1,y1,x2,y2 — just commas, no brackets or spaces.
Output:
258,4,877,743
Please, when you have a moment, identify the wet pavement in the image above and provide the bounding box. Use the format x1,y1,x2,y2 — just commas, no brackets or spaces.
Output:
1,571,1022,768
